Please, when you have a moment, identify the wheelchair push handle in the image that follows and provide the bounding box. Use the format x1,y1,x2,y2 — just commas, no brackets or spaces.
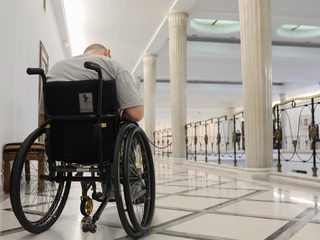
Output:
26,67,47,83
84,61,102,79
26,67,45,76
84,61,103,117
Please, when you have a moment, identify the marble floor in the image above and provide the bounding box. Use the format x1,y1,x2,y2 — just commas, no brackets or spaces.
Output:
1,158,320,239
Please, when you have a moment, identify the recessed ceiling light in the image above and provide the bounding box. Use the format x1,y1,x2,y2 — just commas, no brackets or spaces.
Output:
190,18,240,34
277,24,320,39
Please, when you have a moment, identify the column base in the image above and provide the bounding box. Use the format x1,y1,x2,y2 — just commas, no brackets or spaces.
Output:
243,167,275,181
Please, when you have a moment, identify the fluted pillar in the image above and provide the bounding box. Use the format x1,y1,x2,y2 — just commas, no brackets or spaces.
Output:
132,76,141,90
239,0,273,168
167,11,189,159
143,54,157,142
279,93,288,150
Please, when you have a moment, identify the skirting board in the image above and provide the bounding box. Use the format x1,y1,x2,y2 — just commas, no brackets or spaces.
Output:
154,156,320,190
155,157,273,181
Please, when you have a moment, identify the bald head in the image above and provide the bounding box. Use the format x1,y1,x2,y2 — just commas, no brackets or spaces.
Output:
84,44,111,58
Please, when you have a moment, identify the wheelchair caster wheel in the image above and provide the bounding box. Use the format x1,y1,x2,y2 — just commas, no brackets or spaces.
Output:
82,223,96,233
80,197,93,217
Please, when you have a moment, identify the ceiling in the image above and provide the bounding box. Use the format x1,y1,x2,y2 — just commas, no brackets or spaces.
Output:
59,0,320,128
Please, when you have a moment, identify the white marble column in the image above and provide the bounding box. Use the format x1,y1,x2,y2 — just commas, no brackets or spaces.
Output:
132,76,141,90
167,11,189,159
239,0,273,169
279,93,288,150
143,53,157,142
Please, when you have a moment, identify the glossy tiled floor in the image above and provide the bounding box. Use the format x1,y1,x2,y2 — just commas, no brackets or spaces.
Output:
1,158,320,239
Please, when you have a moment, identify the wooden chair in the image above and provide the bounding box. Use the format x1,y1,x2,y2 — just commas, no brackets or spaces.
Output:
2,142,45,193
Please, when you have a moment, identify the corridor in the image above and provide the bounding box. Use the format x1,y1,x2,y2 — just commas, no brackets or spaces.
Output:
1,158,320,240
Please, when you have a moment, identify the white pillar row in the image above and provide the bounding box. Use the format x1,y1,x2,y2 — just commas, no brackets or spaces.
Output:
167,11,189,159
239,0,273,169
132,76,141,90
142,53,157,142
279,93,288,150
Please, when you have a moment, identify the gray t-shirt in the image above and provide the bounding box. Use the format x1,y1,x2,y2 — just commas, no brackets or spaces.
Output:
38,53,143,114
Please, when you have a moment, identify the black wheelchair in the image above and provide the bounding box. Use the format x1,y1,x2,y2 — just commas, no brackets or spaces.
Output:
9,61,156,239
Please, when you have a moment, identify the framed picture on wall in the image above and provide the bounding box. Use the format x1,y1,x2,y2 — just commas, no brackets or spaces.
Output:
39,41,49,101
300,115,311,129
38,41,49,142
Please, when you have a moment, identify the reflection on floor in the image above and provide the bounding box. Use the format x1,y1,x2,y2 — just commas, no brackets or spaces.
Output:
1,157,320,239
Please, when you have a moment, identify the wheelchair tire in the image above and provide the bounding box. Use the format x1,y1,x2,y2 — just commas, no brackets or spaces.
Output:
123,127,156,233
10,127,71,233
113,123,144,239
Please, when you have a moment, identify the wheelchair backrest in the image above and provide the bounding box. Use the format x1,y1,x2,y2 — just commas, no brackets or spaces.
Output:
45,80,118,164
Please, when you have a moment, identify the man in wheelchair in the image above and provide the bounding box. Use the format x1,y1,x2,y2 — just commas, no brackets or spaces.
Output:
39,43,144,124
9,43,155,238
38,44,144,201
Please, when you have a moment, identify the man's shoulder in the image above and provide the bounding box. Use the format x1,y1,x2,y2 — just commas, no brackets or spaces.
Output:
74,54,125,72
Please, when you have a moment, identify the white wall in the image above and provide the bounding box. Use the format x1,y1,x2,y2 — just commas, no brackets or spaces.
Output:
0,1,16,151
0,0,68,177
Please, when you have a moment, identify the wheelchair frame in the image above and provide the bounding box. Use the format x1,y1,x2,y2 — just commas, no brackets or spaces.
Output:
9,61,155,239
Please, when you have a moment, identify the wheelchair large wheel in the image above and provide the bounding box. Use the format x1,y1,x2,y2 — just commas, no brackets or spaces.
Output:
10,127,71,233
123,127,156,233
114,123,143,239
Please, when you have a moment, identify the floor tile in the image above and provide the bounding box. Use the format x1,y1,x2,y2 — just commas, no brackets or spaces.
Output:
248,189,320,205
155,185,196,194
219,181,270,190
155,195,229,210
183,188,254,198
2,160,320,240
0,210,24,231
217,200,309,219
167,213,288,240
163,179,220,187
290,223,320,240
0,216,127,240
142,234,196,240
100,207,193,227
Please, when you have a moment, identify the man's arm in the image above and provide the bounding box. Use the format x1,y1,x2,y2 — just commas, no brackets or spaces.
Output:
120,105,144,122
116,70,144,122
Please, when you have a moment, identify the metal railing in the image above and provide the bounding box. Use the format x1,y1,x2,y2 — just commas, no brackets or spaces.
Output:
185,111,244,164
153,93,320,177
153,128,172,157
273,93,320,177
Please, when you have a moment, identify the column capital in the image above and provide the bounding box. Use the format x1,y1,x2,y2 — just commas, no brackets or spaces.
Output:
279,93,287,102
143,53,157,61
132,75,141,81
167,10,189,18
